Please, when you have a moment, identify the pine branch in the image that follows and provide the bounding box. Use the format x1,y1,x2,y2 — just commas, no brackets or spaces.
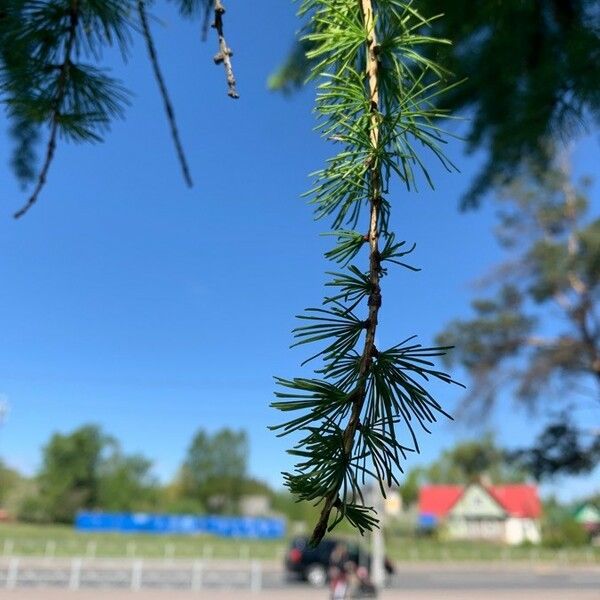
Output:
310,0,382,546
211,1,239,99
138,0,193,188
13,0,80,220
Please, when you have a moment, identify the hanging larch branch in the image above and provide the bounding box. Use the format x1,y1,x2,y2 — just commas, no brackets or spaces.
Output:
310,0,383,546
272,0,461,545
138,0,193,187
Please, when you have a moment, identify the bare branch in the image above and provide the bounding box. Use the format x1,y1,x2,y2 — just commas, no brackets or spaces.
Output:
138,0,193,188
211,1,239,99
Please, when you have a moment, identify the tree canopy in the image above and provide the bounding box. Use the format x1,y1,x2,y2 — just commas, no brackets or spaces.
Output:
20,424,159,522
398,435,528,505
180,428,248,513
438,162,600,406
422,434,526,485
0,459,23,506
37,424,108,522
437,161,600,476
97,451,159,512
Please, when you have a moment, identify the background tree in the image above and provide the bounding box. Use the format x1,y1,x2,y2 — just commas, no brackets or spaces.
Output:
18,424,160,522
97,451,159,512
399,435,528,505
0,459,23,506
271,0,600,205
509,415,600,481
397,468,422,507
421,435,528,485
36,424,107,523
542,495,590,548
161,480,206,515
180,427,248,513
437,161,600,475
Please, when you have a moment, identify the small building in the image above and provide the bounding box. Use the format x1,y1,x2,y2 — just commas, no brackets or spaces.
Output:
239,494,271,517
384,488,403,518
574,503,600,537
418,483,542,545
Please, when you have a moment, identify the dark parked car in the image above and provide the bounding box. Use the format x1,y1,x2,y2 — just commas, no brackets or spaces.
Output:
284,536,395,587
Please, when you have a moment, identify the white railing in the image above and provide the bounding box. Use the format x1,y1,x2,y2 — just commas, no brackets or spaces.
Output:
0,557,275,591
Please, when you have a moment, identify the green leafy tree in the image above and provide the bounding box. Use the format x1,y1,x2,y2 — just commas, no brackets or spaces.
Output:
97,451,159,511
25,424,159,521
37,424,107,522
270,0,461,545
509,415,600,481
399,436,527,504
0,459,23,506
0,0,238,217
437,161,600,476
542,497,590,548
397,468,421,507
422,435,527,484
271,0,600,205
181,428,248,513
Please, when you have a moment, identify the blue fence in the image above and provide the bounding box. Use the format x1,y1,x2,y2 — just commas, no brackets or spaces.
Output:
75,512,286,539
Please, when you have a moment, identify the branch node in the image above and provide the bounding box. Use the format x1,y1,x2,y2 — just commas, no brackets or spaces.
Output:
368,292,382,308
211,0,239,99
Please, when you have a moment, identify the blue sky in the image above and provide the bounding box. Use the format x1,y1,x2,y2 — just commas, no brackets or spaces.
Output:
0,1,598,502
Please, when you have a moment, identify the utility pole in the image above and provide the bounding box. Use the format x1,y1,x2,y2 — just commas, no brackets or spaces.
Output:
370,486,386,589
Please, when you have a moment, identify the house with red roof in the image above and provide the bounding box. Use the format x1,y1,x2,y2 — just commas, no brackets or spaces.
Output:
418,483,542,545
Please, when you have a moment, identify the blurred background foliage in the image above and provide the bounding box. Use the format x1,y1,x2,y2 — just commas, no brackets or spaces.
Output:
0,424,597,552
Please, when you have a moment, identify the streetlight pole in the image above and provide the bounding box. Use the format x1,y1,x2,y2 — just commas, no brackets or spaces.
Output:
370,487,386,589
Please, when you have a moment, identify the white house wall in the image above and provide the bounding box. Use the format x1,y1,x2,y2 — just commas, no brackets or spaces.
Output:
505,517,541,545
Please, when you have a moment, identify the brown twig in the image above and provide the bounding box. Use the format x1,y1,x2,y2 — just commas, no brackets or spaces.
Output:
13,1,79,219
310,0,382,546
212,1,239,99
138,0,193,188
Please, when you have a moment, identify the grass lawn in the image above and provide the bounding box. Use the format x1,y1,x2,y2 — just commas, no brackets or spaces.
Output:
0,522,598,563
0,523,283,560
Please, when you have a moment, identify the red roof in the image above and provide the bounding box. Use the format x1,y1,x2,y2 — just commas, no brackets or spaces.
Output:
418,484,541,519
419,485,463,518
488,485,541,518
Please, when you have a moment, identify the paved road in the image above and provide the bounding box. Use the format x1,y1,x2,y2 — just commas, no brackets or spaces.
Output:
0,589,597,600
0,565,597,599
389,563,600,591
